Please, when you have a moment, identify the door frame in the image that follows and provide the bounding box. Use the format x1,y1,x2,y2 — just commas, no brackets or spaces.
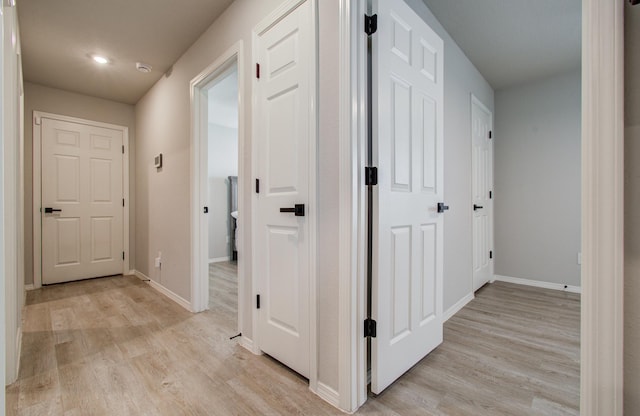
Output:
32,111,130,289
470,94,494,291
250,0,319,392
189,41,245,338
337,0,624,414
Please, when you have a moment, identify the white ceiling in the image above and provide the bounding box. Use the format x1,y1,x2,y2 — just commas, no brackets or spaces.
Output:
422,0,581,90
17,0,235,104
16,0,581,105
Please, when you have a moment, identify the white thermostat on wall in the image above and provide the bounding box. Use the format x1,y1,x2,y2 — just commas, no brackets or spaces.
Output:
154,153,163,169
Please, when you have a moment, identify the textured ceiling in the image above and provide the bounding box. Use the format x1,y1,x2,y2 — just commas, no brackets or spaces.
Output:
17,0,581,104
17,0,235,104
422,0,581,90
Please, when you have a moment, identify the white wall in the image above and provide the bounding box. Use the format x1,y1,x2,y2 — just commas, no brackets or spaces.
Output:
404,0,494,312
494,70,581,287
0,3,7,409
23,82,137,281
625,2,640,413
3,3,24,387
208,123,238,260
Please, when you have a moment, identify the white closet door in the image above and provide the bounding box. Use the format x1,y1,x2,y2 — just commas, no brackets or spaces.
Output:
41,118,123,284
254,0,315,378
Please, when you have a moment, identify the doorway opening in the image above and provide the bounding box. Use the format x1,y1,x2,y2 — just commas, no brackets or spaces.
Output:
205,64,239,328
190,43,245,340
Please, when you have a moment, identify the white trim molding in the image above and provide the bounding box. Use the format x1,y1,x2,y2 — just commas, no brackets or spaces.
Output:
134,270,192,312
494,275,581,294
338,0,368,412
581,0,624,414
32,111,130,289
443,293,474,322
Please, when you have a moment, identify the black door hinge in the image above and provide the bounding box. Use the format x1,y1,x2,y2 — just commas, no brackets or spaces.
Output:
489,131,492,139
203,206,208,214
255,179,260,194
365,167,378,186
122,252,125,260
122,198,125,207
364,318,377,338
489,251,493,259
256,63,260,79
365,14,378,36
489,191,492,199
122,145,125,154
256,294,261,309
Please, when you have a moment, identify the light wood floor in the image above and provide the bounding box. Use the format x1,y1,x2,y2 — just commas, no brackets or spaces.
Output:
6,277,579,415
209,261,238,330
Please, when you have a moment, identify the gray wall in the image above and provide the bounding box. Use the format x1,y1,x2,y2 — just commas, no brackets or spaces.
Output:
625,2,640,413
207,123,238,260
494,70,581,287
23,82,137,283
405,0,494,312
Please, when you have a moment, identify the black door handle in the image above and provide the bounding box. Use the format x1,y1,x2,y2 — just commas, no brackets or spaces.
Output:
473,204,483,211
280,204,305,217
437,202,449,213
44,207,62,213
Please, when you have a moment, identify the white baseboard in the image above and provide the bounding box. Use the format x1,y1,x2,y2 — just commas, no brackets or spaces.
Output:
126,269,136,276
443,292,475,322
133,270,150,282
24,284,34,291
239,336,254,352
208,256,230,264
133,270,193,312
494,275,581,294
315,382,340,408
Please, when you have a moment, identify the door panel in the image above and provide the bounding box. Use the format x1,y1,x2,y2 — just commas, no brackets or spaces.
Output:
472,97,493,291
255,0,314,378
42,118,123,284
372,0,444,394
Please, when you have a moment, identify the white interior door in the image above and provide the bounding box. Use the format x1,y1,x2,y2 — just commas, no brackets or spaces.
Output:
471,97,493,291
41,118,124,284
371,0,445,394
254,0,315,378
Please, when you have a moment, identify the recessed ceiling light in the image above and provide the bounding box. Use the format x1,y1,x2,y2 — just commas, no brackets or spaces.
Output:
92,55,109,64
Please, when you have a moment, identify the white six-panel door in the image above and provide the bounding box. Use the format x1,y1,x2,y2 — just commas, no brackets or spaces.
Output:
371,0,445,394
41,118,124,284
471,96,493,291
254,0,315,378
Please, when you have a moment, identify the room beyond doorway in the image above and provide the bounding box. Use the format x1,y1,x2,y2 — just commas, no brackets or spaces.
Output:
204,64,239,330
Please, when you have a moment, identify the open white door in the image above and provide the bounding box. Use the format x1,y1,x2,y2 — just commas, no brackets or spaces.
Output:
254,0,315,378
471,96,493,291
370,0,445,394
